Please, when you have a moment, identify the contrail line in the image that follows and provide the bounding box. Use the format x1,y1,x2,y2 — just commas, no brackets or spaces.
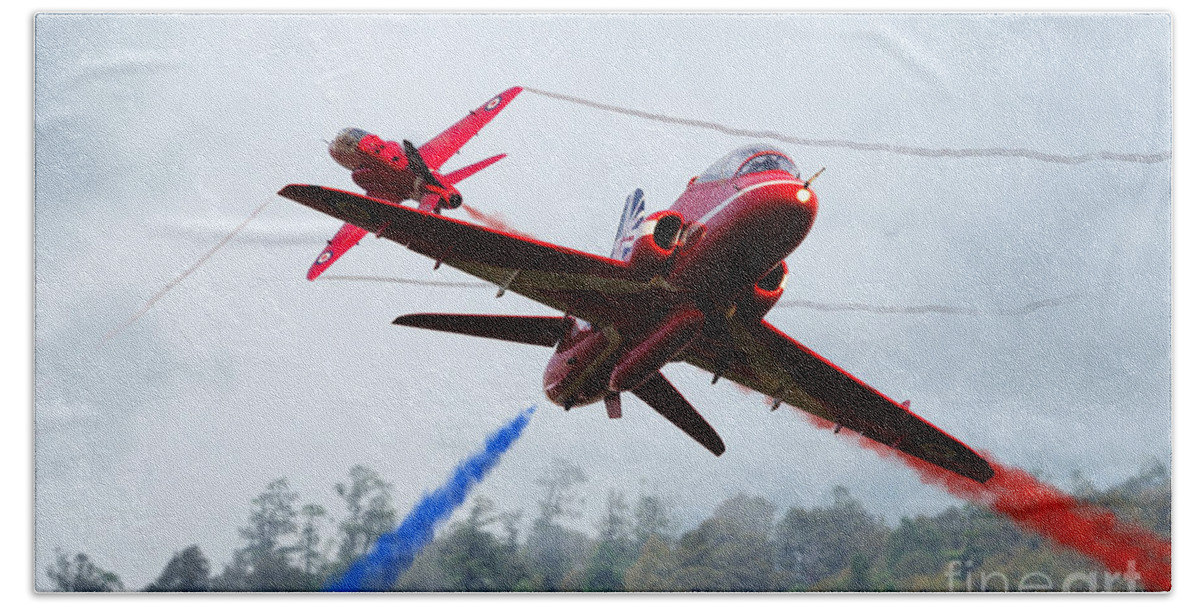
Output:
319,275,489,289
524,87,1170,166
320,274,1081,317
103,199,274,341
774,291,1085,316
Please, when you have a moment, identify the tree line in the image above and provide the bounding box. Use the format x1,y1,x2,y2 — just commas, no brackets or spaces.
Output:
45,458,1169,592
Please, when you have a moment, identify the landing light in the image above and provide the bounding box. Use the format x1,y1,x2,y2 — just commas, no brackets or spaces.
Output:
796,188,813,204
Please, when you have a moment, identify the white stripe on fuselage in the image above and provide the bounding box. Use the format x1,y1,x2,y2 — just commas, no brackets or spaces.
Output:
695,179,804,225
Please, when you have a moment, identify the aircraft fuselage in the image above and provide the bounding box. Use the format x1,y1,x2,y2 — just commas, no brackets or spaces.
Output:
543,165,818,408
329,127,424,202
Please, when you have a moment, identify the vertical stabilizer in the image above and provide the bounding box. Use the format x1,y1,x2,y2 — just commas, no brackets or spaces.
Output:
610,188,647,261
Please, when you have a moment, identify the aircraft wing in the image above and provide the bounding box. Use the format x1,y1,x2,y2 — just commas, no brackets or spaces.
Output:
307,222,369,281
681,319,995,483
280,185,675,325
418,86,523,171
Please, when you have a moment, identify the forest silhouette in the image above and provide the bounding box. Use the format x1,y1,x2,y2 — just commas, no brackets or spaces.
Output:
45,458,1169,592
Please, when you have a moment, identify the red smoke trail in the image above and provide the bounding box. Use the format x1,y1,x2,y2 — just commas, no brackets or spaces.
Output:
789,407,1171,590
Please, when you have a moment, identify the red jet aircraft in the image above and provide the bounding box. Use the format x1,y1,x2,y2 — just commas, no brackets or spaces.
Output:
305,86,522,280
280,144,995,483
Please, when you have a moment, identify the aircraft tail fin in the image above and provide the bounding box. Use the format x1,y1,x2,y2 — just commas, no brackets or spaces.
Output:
393,313,566,347
610,188,647,261
630,372,726,456
443,153,507,185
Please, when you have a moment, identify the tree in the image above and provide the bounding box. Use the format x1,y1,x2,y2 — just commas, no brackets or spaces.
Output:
437,497,532,590
584,491,636,591
624,535,679,591
524,459,590,590
334,466,397,567
241,478,299,556
533,458,587,523
208,548,252,591
776,485,888,590
671,494,779,591
145,545,210,591
296,504,328,582
846,552,873,591
45,549,124,592
1095,458,1171,536
397,497,532,591
632,493,671,549
227,477,309,591
496,508,524,553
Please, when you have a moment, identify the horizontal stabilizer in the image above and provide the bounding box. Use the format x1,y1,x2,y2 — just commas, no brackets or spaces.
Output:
443,153,507,185
631,372,725,456
393,313,565,347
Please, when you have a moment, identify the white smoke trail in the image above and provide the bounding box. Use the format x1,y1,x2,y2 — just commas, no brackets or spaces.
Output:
524,87,1170,166
103,199,274,341
319,275,489,289
774,291,1085,316
321,274,1082,318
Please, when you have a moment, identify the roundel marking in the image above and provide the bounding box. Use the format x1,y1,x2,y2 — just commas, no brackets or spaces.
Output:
316,251,333,265
485,96,502,111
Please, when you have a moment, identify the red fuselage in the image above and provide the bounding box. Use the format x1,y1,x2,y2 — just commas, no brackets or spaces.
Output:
543,157,818,408
329,128,423,202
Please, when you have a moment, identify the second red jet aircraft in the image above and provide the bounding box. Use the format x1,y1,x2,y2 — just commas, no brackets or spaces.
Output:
306,86,521,280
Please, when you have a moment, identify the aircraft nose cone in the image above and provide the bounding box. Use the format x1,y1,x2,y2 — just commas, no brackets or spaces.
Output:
669,179,817,300
329,127,371,170
740,180,818,246
776,184,817,233
334,127,369,145
795,185,818,218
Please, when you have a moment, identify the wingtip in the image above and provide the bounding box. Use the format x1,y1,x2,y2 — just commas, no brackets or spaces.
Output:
278,184,311,198
306,261,328,281
976,462,997,484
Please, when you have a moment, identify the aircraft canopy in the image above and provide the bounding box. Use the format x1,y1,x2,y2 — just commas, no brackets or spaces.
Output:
696,144,797,183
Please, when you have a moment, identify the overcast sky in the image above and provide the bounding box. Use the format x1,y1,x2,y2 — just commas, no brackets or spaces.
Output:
34,13,1170,588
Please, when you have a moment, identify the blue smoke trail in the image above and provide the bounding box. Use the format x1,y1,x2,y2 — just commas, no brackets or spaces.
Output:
324,406,536,592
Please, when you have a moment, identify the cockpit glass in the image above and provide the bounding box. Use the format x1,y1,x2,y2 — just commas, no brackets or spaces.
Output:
696,144,796,183
736,153,797,177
